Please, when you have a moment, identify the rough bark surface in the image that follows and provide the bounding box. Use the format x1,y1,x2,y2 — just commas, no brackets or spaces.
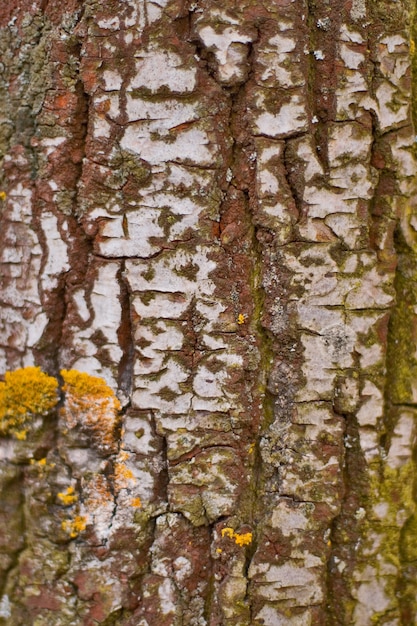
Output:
1,0,417,624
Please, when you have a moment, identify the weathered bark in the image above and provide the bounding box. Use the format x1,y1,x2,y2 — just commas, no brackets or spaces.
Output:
1,0,417,624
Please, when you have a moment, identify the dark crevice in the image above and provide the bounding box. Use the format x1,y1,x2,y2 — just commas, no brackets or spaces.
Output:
283,138,306,224
117,261,135,404
149,410,170,509
305,0,344,171
32,28,92,376
325,412,369,625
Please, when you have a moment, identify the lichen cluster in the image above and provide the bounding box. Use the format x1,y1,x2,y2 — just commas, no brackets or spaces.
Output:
0,367,120,448
60,369,121,452
61,515,87,539
221,527,253,547
0,366,58,439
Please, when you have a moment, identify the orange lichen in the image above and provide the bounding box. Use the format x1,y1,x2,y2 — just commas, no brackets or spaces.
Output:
221,527,253,547
60,370,121,451
57,486,78,506
82,474,113,513
0,367,59,438
114,449,137,491
62,515,87,538
131,497,142,508
115,462,136,490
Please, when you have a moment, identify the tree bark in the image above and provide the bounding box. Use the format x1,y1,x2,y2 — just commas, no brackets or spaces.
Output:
1,0,417,624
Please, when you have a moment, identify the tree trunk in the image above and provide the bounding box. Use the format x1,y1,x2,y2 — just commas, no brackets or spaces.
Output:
1,0,417,624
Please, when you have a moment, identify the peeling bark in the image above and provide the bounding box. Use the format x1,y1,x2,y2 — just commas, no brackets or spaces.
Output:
1,0,417,624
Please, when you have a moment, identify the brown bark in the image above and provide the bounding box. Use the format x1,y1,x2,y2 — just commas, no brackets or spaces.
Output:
1,0,417,624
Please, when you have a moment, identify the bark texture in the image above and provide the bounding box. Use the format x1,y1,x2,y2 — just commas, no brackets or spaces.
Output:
1,0,417,624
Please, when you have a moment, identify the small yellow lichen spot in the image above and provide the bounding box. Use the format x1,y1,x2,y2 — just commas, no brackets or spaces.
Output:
57,486,78,506
327,540,332,547
0,191,6,201
221,527,253,547
14,430,27,440
234,532,253,547
237,313,245,325
248,442,255,454
221,527,235,539
30,457,48,467
216,548,222,554
410,39,415,55
62,515,87,538
131,497,142,508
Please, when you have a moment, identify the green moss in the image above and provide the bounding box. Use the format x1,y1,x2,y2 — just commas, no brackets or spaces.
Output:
385,237,417,405
158,386,178,401
173,260,199,281
400,513,417,561
111,149,152,186
141,266,155,282
359,462,417,618
138,291,156,305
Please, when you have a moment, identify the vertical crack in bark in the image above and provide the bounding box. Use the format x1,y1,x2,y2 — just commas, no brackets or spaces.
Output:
283,138,305,224
324,410,368,625
306,0,342,169
117,261,134,403
33,25,92,376
149,409,169,511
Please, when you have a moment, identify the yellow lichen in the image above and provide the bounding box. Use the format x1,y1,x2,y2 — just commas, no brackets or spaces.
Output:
14,429,27,440
234,532,253,547
61,369,119,402
0,191,6,201
30,457,47,466
30,457,54,472
57,486,78,506
221,527,253,546
0,367,59,438
62,515,87,538
237,313,246,325
221,527,235,539
60,369,121,450
131,497,142,508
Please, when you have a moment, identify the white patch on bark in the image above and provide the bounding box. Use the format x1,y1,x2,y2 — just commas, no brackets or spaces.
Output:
129,49,197,93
